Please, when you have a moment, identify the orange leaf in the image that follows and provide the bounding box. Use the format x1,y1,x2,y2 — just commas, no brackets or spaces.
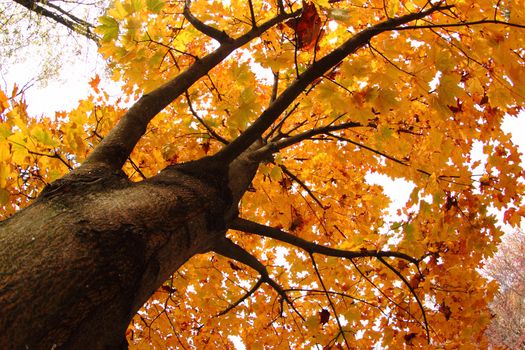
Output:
89,75,101,93
285,1,323,50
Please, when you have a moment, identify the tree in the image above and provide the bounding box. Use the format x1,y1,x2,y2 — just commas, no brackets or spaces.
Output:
1,0,524,348
484,230,525,349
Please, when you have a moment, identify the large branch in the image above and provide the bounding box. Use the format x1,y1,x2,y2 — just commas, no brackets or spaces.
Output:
214,5,451,163
12,0,99,42
230,217,419,264
394,19,525,31
80,9,299,172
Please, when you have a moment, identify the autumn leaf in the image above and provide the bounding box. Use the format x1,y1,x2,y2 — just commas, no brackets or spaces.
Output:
146,0,164,13
0,90,8,114
439,301,452,321
0,188,9,205
324,8,352,23
228,261,242,271
319,308,330,325
404,332,417,345
160,285,177,293
97,15,120,41
89,75,101,94
285,1,323,50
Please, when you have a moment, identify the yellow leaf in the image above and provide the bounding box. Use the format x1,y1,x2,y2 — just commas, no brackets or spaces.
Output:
305,315,320,331
0,187,9,205
0,163,8,188
31,126,59,147
386,0,399,17
0,90,8,113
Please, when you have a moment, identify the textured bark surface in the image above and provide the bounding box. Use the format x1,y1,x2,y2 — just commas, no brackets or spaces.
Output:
0,160,233,349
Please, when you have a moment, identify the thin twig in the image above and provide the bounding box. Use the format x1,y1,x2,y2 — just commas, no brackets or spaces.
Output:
27,150,73,171
377,256,430,343
280,164,325,208
127,156,147,180
184,91,229,145
369,43,415,76
328,132,473,187
349,259,426,329
310,253,351,349
216,278,264,316
394,19,525,31
247,0,257,27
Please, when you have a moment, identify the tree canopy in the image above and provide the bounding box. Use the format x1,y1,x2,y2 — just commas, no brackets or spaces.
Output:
1,0,524,348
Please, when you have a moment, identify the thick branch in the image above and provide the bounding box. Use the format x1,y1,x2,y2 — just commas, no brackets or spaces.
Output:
44,1,93,29
230,217,419,265
81,9,299,172
215,5,451,163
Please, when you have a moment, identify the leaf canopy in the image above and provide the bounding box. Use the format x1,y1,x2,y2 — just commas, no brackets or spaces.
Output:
2,0,525,348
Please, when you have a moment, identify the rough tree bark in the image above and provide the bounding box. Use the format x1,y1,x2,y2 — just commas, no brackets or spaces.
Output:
0,4,450,349
0,162,232,348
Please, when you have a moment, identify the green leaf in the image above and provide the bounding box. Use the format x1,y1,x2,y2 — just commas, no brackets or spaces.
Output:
98,15,120,41
131,0,143,12
325,8,351,22
0,188,9,205
409,187,419,204
0,125,12,140
343,307,360,322
146,0,164,13
48,169,64,182
269,166,283,181
31,126,59,147
405,223,416,242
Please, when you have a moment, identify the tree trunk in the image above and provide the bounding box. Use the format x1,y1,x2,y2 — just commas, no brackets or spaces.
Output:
0,159,235,349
